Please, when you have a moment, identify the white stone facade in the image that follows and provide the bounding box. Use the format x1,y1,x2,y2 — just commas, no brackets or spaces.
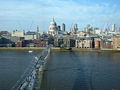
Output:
48,18,58,36
24,35,37,40
12,30,24,37
76,39,92,48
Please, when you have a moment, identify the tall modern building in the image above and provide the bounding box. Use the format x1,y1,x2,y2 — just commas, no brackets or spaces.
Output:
37,25,39,33
36,25,40,40
73,24,78,34
48,18,58,36
112,24,116,32
62,23,65,32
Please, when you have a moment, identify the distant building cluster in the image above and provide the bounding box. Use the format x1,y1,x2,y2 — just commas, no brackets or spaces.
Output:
0,18,120,50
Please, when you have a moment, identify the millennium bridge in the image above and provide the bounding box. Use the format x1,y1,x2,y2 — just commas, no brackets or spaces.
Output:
11,45,51,90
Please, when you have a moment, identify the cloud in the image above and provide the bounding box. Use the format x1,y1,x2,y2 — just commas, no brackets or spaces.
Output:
0,0,120,31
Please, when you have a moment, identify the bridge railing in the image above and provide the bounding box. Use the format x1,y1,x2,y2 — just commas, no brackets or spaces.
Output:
11,45,51,90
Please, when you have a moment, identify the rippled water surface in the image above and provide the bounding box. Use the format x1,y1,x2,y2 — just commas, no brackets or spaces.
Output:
41,51,120,90
0,50,120,90
0,50,41,89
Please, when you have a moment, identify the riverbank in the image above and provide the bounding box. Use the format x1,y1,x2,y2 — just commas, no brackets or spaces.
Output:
53,47,120,52
72,48,120,52
0,47,45,50
0,47,120,52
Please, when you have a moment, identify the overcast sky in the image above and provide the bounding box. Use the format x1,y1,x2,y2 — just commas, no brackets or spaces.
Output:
0,0,120,32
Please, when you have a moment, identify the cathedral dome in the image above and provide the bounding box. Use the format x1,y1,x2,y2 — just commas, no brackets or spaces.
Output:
49,24,57,31
49,18,57,31
48,18,58,36
50,21,56,25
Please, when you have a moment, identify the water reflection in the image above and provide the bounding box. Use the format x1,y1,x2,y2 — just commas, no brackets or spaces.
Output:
41,51,120,90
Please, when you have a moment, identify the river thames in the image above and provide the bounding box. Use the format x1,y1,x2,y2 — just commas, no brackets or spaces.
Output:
0,50,120,90
41,51,120,90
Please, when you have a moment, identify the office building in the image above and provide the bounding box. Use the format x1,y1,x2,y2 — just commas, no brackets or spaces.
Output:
62,23,65,32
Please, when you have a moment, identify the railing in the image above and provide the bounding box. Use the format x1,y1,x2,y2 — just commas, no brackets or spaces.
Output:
11,45,51,90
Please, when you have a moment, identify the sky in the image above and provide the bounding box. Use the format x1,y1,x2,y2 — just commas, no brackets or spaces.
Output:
0,0,120,32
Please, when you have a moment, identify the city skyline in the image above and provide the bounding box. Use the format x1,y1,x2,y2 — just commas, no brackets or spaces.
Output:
0,0,120,31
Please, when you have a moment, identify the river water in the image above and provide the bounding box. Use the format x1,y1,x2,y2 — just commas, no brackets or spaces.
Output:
41,51,120,90
0,50,120,90
0,50,40,89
